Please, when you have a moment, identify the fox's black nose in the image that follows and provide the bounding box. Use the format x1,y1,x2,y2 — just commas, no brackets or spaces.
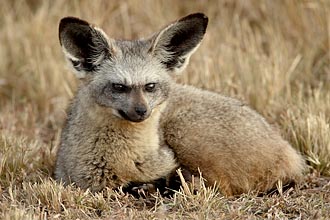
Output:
135,106,147,116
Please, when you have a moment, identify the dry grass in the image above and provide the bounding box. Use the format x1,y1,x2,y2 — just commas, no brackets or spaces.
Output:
0,0,329,219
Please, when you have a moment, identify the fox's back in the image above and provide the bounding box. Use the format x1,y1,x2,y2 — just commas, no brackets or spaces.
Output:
161,84,305,195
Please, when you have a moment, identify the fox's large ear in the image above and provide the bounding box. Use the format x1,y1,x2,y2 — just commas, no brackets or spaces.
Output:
59,17,111,78
149,13,208,73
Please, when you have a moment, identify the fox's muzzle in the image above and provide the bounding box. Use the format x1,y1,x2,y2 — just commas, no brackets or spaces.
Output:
118,105,150,122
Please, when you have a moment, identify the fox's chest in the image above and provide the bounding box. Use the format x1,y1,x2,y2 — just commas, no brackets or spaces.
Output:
86,125,159,185
93,125,159,154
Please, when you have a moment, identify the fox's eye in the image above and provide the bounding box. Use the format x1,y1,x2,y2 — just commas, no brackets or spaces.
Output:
145,83,156,92
112,83,129,93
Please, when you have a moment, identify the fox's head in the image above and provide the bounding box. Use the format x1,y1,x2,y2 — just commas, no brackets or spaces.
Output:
59,13,208,122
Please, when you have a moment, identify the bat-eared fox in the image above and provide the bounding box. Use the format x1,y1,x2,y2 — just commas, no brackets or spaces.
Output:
55,13,305,196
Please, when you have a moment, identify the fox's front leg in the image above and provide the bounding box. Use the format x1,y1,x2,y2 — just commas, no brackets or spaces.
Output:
123,146,177,196
133,146,178,183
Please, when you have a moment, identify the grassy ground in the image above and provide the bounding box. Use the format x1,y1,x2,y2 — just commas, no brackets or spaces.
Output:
0,0,329,219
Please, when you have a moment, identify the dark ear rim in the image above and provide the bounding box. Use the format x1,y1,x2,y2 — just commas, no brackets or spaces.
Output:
150,12,209,48
58,16,113,75
149,12,209,72
177,13,208,33
58,16,91,46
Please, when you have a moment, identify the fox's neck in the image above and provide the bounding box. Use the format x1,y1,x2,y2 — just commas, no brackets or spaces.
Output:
84,103,164,150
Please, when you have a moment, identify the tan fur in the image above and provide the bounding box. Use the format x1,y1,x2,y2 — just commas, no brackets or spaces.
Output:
55,14,305,195
55,90,177,192
161,85,306,195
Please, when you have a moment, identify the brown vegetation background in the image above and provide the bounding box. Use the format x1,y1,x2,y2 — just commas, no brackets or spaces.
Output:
0,0,329,219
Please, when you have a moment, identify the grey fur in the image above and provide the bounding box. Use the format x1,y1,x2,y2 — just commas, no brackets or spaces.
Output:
55,13,305,195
